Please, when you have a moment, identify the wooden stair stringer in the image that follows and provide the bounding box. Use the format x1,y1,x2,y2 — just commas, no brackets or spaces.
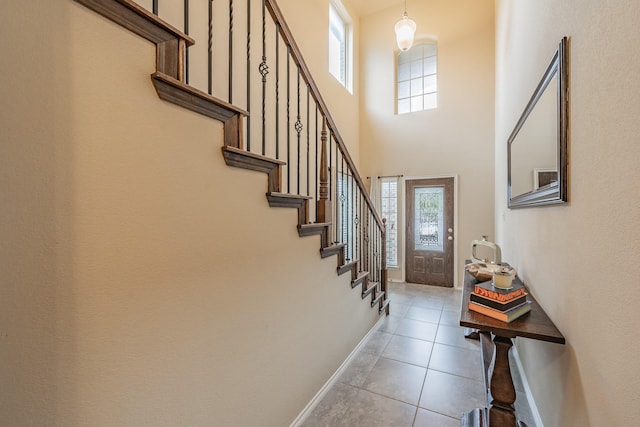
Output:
338,259,358,277
267,193,311,226
152,73,248,149
362,280,377,298
352,271,369,289
297,223,345,259
74,0,248,151
371,291,386,308
73,0,388,315
221,146,284,194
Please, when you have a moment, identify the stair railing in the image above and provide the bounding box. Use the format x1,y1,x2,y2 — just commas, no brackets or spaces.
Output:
86,0,389,310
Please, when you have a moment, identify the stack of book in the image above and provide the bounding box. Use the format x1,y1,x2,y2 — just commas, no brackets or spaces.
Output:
468,278,532,323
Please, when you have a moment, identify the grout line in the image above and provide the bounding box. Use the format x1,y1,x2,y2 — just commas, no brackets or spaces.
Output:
288,315,386,427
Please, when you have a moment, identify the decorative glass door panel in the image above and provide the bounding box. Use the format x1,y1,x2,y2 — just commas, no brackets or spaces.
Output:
413,187,444,252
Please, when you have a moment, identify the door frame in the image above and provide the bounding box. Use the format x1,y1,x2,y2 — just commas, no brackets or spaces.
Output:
397,175,459,288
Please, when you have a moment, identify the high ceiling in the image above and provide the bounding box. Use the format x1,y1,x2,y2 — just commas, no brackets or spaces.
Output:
347,0,403,17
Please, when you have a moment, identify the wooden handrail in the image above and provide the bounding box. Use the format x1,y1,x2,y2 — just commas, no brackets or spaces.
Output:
73,0,388,312
265,0,384,230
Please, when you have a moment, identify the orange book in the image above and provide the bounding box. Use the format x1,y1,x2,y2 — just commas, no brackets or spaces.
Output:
468,300,532,323
473,279,526,303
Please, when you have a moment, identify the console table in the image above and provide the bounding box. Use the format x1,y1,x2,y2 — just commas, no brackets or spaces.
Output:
459,267,565,427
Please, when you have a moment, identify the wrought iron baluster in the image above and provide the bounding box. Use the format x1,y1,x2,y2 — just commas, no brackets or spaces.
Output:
286,49,291,193
306,85,310,197
335,148,340,245
365,196,368,271
342,156,347,258
374,224,378,282
379,225,383,282
228,0,234,102
354,184,358,266
377,224,380,281
376,224,381,282
246,0,251,151
328,128,332,205
260,0,268,156
372,224,376,282
315,105,319,216
208,0,213,94
295,69,302,195
275,24,280,159
153,0,158,15
182,0,189,84
359,191,364,267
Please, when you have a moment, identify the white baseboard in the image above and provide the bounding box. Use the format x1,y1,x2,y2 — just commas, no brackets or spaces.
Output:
289,315,387,427
512,345,544,427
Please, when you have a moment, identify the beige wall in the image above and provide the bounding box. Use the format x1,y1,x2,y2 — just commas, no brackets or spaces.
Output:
495,1,640,425
0,2,378,426
359,0,495,285
277,0,362,164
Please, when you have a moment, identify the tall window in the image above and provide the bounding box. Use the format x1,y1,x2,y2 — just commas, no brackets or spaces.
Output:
397,41,438,114
329,2,352,91
381,178,398,268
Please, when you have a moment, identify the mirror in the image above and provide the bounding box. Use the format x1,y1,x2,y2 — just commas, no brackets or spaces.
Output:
508,37,568,208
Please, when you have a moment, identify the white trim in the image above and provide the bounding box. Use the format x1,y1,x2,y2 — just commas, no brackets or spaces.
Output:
289,315,387,427
512,345,544,427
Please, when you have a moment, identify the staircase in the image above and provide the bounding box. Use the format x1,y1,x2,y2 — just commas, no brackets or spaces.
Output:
73,0,390,315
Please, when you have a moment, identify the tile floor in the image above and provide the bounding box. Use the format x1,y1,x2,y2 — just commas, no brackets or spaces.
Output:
300,281,536,427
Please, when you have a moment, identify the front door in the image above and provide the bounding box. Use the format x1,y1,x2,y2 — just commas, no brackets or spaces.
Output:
405,178,454,287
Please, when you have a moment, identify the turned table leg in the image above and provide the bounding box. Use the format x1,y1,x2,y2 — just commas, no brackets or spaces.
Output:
488,335,518,427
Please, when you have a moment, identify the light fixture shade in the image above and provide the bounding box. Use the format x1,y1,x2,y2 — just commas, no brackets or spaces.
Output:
395,14,416,51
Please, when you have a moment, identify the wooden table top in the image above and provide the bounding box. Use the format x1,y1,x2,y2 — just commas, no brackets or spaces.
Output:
459,269,565,344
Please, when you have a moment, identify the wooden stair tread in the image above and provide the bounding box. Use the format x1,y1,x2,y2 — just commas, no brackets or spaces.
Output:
338,259,358,275
379,299,391,315
298,222,330,237
362,281,378,297
371,291,385,307
320,243,345,259
351,271,369,289
75,0,195,45
268,192,312,200
223,146,285,165
153,72,248,122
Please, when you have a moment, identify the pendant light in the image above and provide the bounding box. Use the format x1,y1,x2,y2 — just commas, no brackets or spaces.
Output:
395,0,416,51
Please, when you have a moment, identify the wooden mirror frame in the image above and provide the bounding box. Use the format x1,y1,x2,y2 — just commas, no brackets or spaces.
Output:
508,37,568,208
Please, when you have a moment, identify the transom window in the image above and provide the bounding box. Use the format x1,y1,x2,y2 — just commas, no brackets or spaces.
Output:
328,1,352,91
397,41,438,114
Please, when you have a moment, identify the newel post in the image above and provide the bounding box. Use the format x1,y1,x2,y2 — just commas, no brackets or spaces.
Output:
317,119,332,231
381,218,388,306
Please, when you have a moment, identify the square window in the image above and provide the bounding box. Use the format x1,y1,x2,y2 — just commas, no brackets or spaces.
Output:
398,63,411,81
398,98,411,114
411,78,423,96
398,81,410,99
424,56,437,75
410,60,422,78
424,74,437,94
411,96,423,112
